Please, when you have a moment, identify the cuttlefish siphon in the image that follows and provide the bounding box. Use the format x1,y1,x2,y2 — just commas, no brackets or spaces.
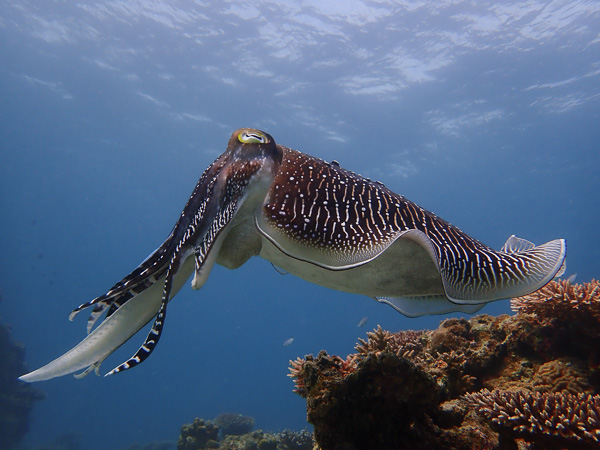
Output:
20,128,566,382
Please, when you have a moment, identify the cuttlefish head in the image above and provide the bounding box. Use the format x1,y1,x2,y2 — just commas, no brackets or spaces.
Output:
191,128,282,224
18,128,283,382
186,127,283,288
225,128,281,173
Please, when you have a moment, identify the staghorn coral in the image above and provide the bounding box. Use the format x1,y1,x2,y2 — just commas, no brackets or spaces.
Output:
354,325,392,354
511,279,600,321
355,326,426,358
532,359,593,394
511,279,600,369
464,389,600,449
288,352,357,397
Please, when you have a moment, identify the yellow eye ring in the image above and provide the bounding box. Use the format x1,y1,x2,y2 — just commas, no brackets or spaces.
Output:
238,130,268,144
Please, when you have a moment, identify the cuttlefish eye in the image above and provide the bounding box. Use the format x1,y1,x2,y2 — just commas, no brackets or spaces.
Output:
238,130,269,144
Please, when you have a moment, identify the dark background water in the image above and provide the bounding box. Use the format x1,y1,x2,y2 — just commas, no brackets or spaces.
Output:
1,1,599,448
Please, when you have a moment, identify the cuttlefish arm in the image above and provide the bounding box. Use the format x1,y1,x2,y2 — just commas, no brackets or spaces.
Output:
19,129,281,382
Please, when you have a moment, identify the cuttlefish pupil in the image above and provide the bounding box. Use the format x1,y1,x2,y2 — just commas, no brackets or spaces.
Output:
239,130,269,144
19,128,567,383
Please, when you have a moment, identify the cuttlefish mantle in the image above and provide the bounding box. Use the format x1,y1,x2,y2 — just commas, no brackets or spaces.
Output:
19,128,566,382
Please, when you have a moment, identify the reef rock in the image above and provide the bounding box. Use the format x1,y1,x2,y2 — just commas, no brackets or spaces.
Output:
289,279,600,450
178,418,220,450
0,319,44,450
214,413,254,437
177,418,313,450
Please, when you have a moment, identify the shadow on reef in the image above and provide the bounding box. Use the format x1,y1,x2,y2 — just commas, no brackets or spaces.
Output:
177,415,313,450
289,279,600,450
0,317,44,450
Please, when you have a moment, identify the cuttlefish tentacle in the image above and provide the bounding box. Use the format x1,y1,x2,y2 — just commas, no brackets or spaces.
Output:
106,164,263,376
19,129,281,382
19,128,566,382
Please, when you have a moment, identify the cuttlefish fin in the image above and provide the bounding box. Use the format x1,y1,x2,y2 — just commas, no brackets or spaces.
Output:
375,295,485,317
375,233,565,316
405,230,566,305
501,234,566,279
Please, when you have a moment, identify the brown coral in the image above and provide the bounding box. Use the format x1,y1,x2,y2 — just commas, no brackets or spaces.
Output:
355,325,392,354
213,413,254,437
464,389,600,448
532,360,593,394
297,350,441,449
288,352,358,397
289,280,600,449
511,279,600,321
177,418,219,450
355,325,425,357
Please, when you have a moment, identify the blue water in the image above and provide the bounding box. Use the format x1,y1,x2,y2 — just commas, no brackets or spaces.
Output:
1,2,599,449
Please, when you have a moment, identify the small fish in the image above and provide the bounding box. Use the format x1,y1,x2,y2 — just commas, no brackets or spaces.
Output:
357,316,368,327
566,273,577,283
283,337,294,347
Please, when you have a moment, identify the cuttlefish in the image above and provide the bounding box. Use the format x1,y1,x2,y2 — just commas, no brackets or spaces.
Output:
20,128,566,382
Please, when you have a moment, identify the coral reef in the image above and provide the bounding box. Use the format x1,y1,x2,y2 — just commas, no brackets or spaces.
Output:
178,418,220,450
272,429,313,450
32,432,84,450
177,418,313,450
464,389,600,449
511,279,600,321
214,413,254,437
0,319,44,450
126,441,176,450
220,430,279,450
289,279,600,449
531,359,593,394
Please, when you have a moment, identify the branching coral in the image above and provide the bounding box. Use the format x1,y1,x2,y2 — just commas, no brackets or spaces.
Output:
510,279,600,365
288,357,306,396
464,389,600,447
355,326,426,358
355,325,392,354
511,279,600,321
290,327,427,397
288,352,357,397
